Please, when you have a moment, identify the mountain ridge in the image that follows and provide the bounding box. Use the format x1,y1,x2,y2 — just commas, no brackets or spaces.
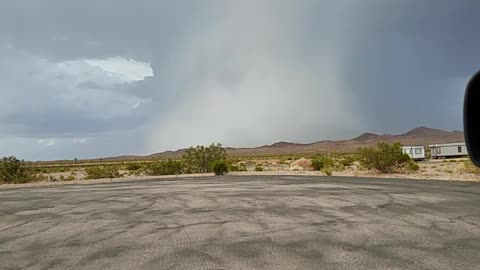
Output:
97,126,464,161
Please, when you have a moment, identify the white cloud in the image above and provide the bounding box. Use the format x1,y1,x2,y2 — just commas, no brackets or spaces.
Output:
84,57,153,82
72,138,88,144
37,139,56,146
0,45,152,138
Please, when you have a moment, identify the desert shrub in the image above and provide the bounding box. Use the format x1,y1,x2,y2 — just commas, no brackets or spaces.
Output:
145,159,184,176
277,157,287,165
405,159,420,172
332,162,346,171
85,166,121,179
356,163,367,171
34,166,73,174
358,142,413,173
255,166,264,171
323,167,333,176
35,174,48,182
244,160,255,166
60,172,76,181
340,155,356,167
126,163,142,171
0,156,34,184
425,148,432,159
311,154,334,171
182,143,227,173
229,158,241,164
213,160,229,176
229,164,247,172
464,160,480,174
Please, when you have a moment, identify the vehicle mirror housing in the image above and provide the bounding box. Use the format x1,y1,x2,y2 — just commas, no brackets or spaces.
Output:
464,70,480,166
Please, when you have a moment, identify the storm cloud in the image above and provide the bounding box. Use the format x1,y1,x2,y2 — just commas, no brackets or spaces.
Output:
0,0,478,160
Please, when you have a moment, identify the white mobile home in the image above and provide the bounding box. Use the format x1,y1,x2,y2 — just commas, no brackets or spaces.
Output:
429,142,468,158
402,146,426,160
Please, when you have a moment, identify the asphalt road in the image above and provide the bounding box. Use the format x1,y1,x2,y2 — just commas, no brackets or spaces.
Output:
1,176,480,270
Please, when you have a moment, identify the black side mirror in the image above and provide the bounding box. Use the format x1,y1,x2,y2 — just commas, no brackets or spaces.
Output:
464,70,480,166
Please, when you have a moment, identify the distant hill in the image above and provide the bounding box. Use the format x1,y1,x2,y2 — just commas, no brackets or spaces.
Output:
96,126,465,161
28,126,460,163
352,132,379,142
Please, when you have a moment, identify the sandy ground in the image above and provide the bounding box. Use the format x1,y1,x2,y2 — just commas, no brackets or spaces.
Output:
2,168,479,190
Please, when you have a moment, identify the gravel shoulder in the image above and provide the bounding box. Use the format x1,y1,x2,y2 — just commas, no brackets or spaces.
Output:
1,168,479,190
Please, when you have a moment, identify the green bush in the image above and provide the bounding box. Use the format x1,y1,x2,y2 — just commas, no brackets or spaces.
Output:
405,159,420,172
358,142,415,173
182,143,227,173
126,163,142,171
332,162,346,171
255,166,264,171
311,154,334,171
213,160,229,176
229,164,247,172
85,166,121,179
145,159,183,176
0,156,33,184
340,155,356,167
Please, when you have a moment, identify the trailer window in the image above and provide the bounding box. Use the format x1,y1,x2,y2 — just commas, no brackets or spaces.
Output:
437,148,441,154
415,149,422,154
458,146,462,153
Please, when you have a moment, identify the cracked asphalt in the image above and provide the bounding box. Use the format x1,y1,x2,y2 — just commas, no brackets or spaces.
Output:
1,175,480,270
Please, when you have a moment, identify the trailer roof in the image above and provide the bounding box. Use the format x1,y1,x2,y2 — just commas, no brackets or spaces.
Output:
428,142,466,147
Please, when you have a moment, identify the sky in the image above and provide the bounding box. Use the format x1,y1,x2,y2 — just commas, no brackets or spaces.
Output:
0,0,479,161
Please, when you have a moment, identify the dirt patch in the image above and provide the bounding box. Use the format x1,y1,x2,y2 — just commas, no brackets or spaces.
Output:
289,158,313,171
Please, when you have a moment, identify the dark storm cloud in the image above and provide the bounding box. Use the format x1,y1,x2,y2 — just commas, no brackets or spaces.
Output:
0,0,477,160
342,1,480,134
